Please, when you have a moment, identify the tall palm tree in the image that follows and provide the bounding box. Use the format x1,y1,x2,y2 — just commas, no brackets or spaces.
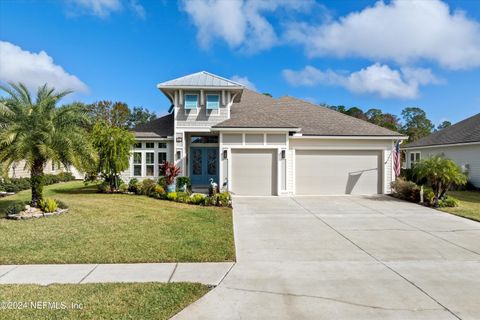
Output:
0,83,94,206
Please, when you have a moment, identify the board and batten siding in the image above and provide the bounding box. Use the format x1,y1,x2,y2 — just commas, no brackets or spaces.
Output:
288,138,396,194
406,144,480,187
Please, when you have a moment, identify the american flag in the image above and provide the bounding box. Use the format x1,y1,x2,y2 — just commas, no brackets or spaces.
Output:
393,140,401,177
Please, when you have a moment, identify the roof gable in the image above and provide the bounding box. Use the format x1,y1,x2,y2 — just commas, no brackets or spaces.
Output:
158,71,244,88
404,113,480,148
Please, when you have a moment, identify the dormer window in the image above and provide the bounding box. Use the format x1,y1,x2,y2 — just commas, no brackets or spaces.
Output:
206,94,220,109
185,94,199,109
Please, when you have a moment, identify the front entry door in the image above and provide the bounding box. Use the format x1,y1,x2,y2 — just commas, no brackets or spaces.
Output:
190,147,219,185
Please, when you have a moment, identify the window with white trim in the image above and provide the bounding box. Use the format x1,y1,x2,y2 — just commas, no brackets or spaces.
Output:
133,152,142,176
134,142,142,148
146,142,154,149
410,152,421,167
206,94,220,109
146,152,154,176
158,152,167,173
158,142,167,149
185,94,199,109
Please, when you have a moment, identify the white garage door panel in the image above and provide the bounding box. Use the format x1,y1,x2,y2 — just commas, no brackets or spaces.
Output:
296,150,381,195
232,149,276,195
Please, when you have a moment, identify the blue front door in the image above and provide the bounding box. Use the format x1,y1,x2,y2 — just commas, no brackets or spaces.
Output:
190,147,219,185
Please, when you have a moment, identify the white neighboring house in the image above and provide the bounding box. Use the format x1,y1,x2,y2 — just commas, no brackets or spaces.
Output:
402,113,480,187
5,160,84,180
126,71,406,196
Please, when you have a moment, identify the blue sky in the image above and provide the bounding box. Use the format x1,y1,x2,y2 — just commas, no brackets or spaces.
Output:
1,0,480,126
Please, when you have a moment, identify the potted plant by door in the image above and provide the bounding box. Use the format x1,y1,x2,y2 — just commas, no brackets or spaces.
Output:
159,161,181,193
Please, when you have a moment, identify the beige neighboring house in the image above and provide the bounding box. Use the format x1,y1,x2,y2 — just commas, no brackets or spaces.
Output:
124,71,406,196
6,160,84,180
402,113,480,187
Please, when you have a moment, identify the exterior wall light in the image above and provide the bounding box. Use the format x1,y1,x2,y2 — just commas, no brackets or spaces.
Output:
281,150,286,159
223,149,228,160
176,150,182,160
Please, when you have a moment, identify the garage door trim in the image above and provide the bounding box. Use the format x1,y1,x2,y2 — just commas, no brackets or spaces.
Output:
293,148,384,195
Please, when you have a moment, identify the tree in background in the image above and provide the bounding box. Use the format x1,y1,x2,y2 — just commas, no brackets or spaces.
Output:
0,83,94,206
90,123,135,192
344,107,367,120
128,107,157,128
413,155,467,207
365,108,401,131
436,120,452,131
85,102,157,129
401,107,434,142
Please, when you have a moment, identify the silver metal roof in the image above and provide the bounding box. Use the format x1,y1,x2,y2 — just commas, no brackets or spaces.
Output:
158,71,244,88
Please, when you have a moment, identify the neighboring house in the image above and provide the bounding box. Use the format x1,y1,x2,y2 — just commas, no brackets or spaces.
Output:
5,160,84,180
402,113,480,187
127,71,405,196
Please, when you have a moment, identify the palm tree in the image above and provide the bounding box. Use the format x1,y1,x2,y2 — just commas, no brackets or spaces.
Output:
0,83,94,206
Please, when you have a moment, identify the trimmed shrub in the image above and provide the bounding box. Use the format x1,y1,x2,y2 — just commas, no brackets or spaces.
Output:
128,178,140,193
57,172,75,182
39,198,58,213
423,188,435,204
176,192,190,203
167,192,177,201
438,196,459,208
190,194,206,205
176,176,192,192
5,202,26,216
140,179,157,196
0,172,75,194
391,178,420,202
54,199,69,209
97,181,110,193
157,176,166,188
118,183,129,193
217,192,231,207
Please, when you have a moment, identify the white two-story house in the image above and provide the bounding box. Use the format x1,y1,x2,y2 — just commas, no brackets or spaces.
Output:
127,71,406,196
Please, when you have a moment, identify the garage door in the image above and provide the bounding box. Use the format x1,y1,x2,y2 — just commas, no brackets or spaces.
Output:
295,150,382,195
231,149,276,195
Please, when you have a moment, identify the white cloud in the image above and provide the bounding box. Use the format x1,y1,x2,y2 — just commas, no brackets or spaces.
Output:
130,0,145,19
285,0,480,70
0,41,88,94
67,0,122,17
231,75,257,91
181,0,313,53
283,64,439,99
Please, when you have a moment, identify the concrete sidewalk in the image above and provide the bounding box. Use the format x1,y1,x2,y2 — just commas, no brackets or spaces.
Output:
0,262,234,286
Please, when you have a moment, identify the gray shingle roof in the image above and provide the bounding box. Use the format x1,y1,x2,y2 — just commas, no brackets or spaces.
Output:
133,113,174,138
158,71,244,88
403,113,480,148
213,90,403,136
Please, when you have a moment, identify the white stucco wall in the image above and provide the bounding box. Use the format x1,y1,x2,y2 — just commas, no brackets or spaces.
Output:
405,143,480,187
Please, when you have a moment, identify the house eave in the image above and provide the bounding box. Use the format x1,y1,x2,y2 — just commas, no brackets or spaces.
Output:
290,134,407,140
401,141,480,150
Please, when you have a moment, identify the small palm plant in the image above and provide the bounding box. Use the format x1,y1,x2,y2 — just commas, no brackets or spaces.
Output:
0,83,94,206
413,155,467,207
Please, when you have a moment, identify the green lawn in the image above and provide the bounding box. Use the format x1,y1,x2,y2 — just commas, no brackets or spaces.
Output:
0,181,235,264
0,282,209,320
439,191,480,222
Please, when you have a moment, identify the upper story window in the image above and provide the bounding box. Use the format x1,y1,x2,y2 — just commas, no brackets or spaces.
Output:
185,94,199,109
206,94,220,109
158,142,167,149
134,142,142,148
146,142,154,149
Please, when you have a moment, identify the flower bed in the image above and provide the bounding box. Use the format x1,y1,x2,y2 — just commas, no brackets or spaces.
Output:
5,198,69,220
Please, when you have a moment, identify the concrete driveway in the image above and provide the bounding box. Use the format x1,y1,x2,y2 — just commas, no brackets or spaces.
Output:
173,196,480,320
